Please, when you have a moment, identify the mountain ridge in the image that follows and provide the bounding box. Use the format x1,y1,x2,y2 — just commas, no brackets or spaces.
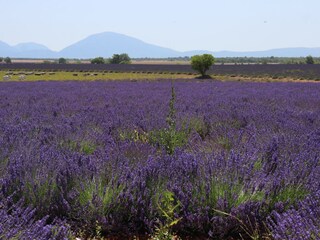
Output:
59,32,180,58
1,32,320,58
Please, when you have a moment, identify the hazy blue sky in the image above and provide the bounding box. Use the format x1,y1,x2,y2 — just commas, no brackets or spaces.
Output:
1,0,319,52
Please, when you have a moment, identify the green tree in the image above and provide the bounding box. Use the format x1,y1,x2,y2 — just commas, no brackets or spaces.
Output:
4,57,11,64
109,53,131,64
191,54,215,77
0,57,3,62
91,57,105,64
58,57,67,64
306,55,314,64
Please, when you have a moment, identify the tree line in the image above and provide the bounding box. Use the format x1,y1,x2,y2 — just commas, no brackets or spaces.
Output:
216,55,319,65
90,53,131,64
1,55,318,67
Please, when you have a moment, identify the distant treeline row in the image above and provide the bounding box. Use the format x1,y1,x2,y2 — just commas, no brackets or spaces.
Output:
217,56,320,64
1,56,319,65
138,56,320,64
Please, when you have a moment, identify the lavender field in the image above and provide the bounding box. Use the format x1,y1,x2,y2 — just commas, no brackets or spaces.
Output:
0,80,319,239
2,63,320,80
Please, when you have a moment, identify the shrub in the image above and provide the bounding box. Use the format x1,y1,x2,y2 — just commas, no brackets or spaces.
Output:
4,57,11,64
191,54,215,77
306,55,314,64
91,57,105,64
58,57,67,64
109,53,131,64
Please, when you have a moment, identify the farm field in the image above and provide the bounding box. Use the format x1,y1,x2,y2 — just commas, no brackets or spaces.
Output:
1,63,320,81
0,79,319,239
0,70,195,82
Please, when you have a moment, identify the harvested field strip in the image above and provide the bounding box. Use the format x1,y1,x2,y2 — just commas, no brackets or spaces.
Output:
0,70,195,81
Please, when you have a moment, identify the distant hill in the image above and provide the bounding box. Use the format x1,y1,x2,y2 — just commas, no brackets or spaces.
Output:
1,32,320,58
14,42,49,52
185,48,320,58
0,41,14,56
211,48,320,58
0,41,57,58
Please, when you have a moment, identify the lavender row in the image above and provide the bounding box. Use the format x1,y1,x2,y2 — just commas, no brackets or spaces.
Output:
0,80,319,239
0,63,197,73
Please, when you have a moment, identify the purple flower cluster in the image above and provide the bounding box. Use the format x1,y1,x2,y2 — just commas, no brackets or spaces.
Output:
0,80,319,239
0,194,71,239
267,190,320,240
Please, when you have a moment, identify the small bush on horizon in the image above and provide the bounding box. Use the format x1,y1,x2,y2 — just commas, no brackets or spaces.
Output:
306,55,314,64
58,57,67,64
4,56,11,64
91,57,105,64
109,53,131,64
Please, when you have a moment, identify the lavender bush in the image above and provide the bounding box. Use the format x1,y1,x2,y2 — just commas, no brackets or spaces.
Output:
0,80,319,239
267,190,320,240
0,194,72,239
